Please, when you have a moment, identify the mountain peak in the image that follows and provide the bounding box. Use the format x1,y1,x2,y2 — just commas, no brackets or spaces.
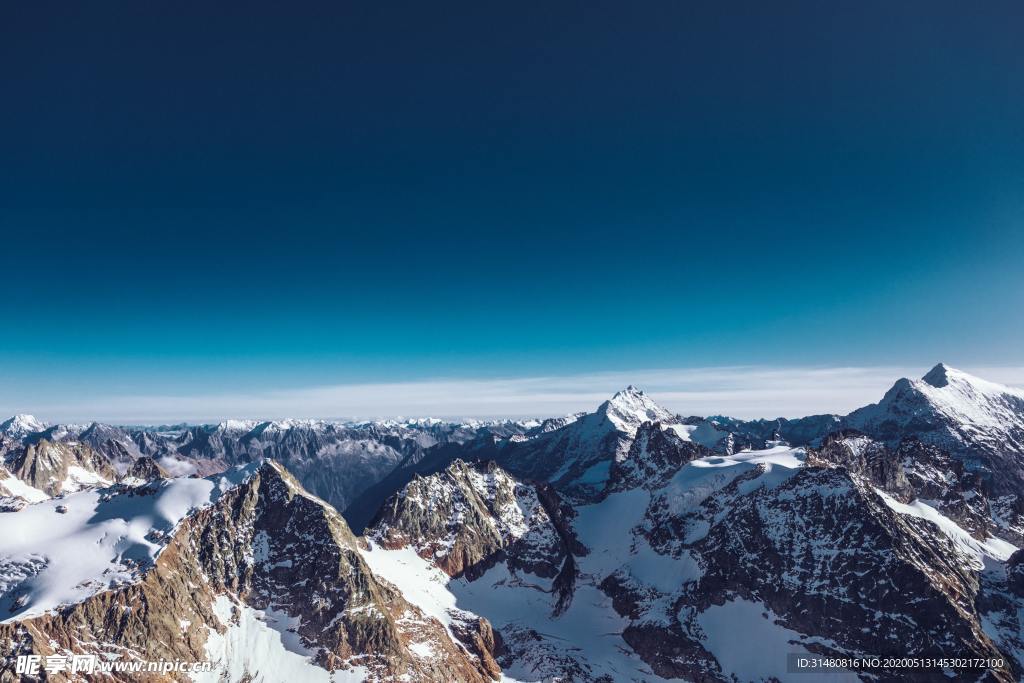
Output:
214,419,258,434
847,364,1024,469
609,385,649,404
0,414,46,437
600,386,676,433
915,363,1021,399
922,362,954,388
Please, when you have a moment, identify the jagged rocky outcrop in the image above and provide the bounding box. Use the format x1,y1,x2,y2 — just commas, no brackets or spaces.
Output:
607,421,707,492
813,429,1013,545
6,439,115,497
369,459,575,583
124,455,170,484
0,462,497,682
626,462,1012,681
812,429,914,499
488,386,684,501
0,415,534,522
346,387,692,531
360,437,1022,681
362,460,603,678
688,413,843,452
0,465,48,511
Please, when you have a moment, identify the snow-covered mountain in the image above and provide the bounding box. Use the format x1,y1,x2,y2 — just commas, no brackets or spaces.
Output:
0,416,533,517
847,363,1024,450
344,386,699,531
490,385,689,498
368,459,579,613
360,446,1020,682
846,364,1024,493
0,414,46,440
1,439,115,505
0,462,497,682
2,364,1024,680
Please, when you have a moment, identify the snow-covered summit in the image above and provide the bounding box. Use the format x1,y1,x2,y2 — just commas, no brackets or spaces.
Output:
214,419,261,435
0,462,260,621
920,362,1024,398
597,386,678,435
0,414,46,439
843,362,1024,504
846,363,1024,455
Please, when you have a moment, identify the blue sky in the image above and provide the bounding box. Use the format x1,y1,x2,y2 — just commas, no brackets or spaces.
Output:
1,1,1022,421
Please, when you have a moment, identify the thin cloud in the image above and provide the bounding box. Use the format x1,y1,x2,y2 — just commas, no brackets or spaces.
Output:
9,364,1024,425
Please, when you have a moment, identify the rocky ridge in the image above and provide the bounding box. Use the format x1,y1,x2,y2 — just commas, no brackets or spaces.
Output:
0,462,496,682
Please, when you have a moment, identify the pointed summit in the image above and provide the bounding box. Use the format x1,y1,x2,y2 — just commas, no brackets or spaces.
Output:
846,365,1024,489
922,362,952,388
914,363,1021,399
607,385,651,405
600,386,676,433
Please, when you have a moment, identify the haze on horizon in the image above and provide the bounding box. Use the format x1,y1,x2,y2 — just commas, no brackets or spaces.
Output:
3,363,1023,426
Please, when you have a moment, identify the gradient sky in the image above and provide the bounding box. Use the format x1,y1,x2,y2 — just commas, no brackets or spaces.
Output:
1,1,1023,421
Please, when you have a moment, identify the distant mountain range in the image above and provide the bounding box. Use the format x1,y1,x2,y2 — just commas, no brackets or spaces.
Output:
2,363,1023,681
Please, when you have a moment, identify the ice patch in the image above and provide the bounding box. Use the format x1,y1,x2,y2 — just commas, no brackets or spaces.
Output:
359,540,457,627
197,595,367,682
0,465,258,621
696,598,858,682
0,475,49,503
874,489,1018,567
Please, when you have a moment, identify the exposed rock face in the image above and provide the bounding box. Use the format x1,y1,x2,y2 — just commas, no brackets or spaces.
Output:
813,430,1007,544
665,471,999,675
369,459,570,581
6,439,115,497
1007,550,1024,594
812,429,914,499
601,452,1017,682
0,415,534,524
846,363,1024,497
345,392,696,532
124,455,170,483
362,460,604,678
0,464,47,511
490,387,686,501
690,413,843,451
896,438,1000,541
0,462,496,682
607,421,706,492
358,435,1022,682
68,422,144,473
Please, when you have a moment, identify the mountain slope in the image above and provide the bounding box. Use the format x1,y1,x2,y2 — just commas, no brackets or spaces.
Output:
0,462,496,682
361,460,661,682
492,386,684,499
362,445,1021,682
0,416,536,525
368,459,572,582
0,415,46,440
2,366,1023,681
344,387,688,531
847,363,1024,457
847,364,1024,509
5,439,115,497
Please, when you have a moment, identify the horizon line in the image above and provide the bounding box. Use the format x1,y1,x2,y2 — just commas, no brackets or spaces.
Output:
5,363,1024,425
